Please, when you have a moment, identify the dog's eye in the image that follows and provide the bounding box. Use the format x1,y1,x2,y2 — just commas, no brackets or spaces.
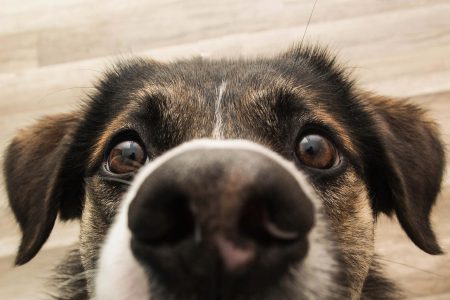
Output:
295,134,338,169
107,141,147,174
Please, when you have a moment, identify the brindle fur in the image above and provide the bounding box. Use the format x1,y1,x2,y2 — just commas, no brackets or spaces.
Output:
3,45,444,299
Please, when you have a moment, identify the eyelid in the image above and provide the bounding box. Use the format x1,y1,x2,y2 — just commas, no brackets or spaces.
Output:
295,123,344,154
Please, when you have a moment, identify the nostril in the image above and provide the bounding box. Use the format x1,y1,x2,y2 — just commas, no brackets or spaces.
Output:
239,187,314,245
128,186,195,245
263,213,300,241
240,198,295,245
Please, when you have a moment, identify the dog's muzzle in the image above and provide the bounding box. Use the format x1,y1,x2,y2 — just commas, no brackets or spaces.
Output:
131,140,314,294
96,140,339,300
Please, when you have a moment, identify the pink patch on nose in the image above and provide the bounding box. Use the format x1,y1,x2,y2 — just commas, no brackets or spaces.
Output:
214,235,256,273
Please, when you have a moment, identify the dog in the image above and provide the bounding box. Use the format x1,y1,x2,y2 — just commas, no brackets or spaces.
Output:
3,45,445,300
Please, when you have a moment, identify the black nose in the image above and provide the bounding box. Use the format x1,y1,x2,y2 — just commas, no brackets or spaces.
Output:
128,145,314,296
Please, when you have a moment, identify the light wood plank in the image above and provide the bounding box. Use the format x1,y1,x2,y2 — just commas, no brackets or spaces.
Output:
0,0,448,73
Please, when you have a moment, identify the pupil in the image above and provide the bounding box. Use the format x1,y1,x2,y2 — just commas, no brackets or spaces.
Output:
122,142,137,160
304,136,322,156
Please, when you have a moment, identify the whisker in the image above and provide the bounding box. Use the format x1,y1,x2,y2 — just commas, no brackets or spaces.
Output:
300,0,319,49
103,177,132,186
56,269,97,288
36,86,96,105
377,257,444,277
47,269,97,299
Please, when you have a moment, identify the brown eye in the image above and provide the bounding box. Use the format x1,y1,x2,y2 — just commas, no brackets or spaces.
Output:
107,141,147,174
295,134,339,169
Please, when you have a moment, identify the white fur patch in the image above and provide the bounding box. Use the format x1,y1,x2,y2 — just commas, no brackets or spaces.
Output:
95,139,341,299
212,81,227,139
95,197,150,300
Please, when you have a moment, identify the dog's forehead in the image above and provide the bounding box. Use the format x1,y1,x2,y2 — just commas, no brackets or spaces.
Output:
133,58,338,114
137,56,333,99
145,58,351,137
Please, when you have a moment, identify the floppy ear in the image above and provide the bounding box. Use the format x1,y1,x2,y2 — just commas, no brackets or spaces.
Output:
3,113,85,265
363,94,445,254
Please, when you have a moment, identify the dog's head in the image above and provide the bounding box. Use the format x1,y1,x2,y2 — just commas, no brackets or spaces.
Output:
3,46,445,299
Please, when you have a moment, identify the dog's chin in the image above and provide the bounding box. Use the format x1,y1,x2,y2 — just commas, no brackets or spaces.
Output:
94,140,349,300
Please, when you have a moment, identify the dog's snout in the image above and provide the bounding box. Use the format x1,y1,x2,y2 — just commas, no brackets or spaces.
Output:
127,142,315,293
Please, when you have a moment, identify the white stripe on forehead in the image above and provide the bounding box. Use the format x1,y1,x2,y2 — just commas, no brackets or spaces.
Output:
212,81,227,139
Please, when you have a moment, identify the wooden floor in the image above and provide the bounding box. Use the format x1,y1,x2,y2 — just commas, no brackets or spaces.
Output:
0,0,449,299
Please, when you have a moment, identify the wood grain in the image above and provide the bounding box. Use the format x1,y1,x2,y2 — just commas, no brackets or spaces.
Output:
0,0,449,299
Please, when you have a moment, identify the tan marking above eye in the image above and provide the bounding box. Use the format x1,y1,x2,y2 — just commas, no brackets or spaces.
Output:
295,134,338,169
107,141,147,174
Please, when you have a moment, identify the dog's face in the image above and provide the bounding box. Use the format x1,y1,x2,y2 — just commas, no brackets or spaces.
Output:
3,46,445,300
